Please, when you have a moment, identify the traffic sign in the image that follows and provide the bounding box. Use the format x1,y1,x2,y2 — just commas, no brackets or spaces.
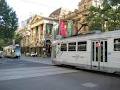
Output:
96,42,101,47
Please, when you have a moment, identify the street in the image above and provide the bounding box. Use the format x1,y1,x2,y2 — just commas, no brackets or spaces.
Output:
0,56,120,90
0,0,120,90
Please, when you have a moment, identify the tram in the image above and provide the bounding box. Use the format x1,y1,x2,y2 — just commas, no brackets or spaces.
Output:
51,30,120,73
3,44,21,58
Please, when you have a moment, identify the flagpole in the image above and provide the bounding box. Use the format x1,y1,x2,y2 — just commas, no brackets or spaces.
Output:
58,15,61,36
58,7,62,36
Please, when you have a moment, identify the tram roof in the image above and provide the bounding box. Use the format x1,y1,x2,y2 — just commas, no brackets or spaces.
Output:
3,44,20,49
57,30,120,41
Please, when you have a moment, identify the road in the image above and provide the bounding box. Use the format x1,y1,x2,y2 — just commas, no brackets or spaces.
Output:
0,56,120,90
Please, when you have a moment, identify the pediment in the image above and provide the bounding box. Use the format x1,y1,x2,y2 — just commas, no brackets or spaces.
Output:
30,15,43,25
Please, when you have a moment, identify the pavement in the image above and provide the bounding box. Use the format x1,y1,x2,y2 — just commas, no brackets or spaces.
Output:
20,55,53,65
0,56,120,90
0,56,51,69
0,66,78,81
0,67,120,90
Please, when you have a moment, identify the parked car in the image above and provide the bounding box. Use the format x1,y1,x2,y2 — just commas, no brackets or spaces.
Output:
25,53,30,56
0,51,3,58
30,52,37,57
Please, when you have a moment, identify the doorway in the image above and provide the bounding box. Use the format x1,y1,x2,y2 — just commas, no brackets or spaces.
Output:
91,40,107,70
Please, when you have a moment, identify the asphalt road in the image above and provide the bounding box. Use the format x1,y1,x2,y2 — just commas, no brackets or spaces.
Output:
0,57,50,69
0,56,120,90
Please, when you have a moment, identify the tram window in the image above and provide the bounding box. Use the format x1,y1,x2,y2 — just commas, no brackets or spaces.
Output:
78,41,87,51
114,38,120,51
68,42,76,51
61,43,67,51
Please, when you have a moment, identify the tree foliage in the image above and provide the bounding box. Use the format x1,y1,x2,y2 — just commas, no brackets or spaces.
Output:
0,0,18,42
109,0,120,6
87,0,120,32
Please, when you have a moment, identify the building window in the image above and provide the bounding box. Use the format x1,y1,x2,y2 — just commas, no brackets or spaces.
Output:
40,24,43,35
36,26,38,33
78,41,87,51
68,42,76,51
46,24,53,34
61,43,67,51
114,38,120,51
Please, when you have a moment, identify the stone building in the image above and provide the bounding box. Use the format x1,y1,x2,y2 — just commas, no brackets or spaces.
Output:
62,0,102,34
18,0,102,56
18,15,58,57
49,8,70,19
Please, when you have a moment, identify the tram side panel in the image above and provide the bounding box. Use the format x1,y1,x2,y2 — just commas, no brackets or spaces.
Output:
74,40,91,68
61,42,79,65
56,43,69,64
107,38,120,72
53,45,64,64
54,40,91,68
52,32,120,73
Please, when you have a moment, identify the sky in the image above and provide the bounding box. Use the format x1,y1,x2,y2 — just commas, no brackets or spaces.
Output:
6,0,81,26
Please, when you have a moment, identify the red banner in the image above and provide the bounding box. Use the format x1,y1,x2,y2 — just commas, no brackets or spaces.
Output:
59,20,67,37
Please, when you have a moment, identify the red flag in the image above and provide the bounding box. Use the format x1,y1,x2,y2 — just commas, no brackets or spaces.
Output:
59,20,67,37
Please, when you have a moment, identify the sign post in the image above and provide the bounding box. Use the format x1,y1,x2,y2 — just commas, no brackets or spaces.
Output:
96,41,101,70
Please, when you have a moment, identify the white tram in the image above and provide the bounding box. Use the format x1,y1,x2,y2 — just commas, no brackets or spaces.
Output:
52,30,120,73
3,44,21,58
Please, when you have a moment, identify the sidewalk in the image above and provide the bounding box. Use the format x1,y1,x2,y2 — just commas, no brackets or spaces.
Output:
20,55,53,65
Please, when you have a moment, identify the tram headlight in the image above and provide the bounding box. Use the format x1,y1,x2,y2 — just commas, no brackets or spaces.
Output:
12,50,15,52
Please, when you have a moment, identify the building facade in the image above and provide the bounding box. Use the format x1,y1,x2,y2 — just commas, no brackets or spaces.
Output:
62,0,102,34
18,0,102,57
19,15,58,57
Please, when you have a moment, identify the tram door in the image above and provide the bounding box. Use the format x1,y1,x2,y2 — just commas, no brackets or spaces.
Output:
91,40,108,70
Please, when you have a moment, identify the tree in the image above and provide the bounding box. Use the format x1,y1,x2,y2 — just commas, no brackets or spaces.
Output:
0,38,5,50
0,0,18,44
109,0,120,6
87,0,120,32
87,6,103,31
